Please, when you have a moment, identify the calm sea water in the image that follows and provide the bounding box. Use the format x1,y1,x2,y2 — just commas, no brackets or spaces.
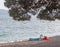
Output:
0,11,60,43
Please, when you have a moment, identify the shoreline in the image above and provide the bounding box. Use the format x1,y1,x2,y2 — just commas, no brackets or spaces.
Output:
0,35,56,43
0,36,60,47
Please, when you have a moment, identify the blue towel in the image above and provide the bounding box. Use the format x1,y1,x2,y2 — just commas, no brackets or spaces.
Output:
29,38,41,41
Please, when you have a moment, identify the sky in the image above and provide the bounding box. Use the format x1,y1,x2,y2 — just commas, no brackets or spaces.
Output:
0,0,8,10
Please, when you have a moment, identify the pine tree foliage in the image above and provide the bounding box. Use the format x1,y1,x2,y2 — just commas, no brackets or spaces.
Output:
4,0,60,21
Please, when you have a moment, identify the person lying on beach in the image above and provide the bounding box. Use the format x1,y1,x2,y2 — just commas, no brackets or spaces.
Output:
29,35,49,41
28,34,43,41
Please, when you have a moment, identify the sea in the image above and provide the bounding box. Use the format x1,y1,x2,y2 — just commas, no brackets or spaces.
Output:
0,9,60,43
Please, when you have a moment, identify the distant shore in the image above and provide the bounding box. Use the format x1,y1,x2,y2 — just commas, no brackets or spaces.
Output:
0,36,60,47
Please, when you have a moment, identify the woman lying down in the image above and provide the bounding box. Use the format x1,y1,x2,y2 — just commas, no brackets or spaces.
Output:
28,35,49,41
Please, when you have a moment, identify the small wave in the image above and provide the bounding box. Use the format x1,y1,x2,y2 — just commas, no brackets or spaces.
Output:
0,40,21,43
0,39,26,43
0,34,7,37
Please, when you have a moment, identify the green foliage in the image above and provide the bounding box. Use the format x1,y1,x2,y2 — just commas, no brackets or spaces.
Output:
38,14,55,21
4,0,32,21
9,8,18,17
37,11,55,21
37,0,60,21
4,0,60,21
